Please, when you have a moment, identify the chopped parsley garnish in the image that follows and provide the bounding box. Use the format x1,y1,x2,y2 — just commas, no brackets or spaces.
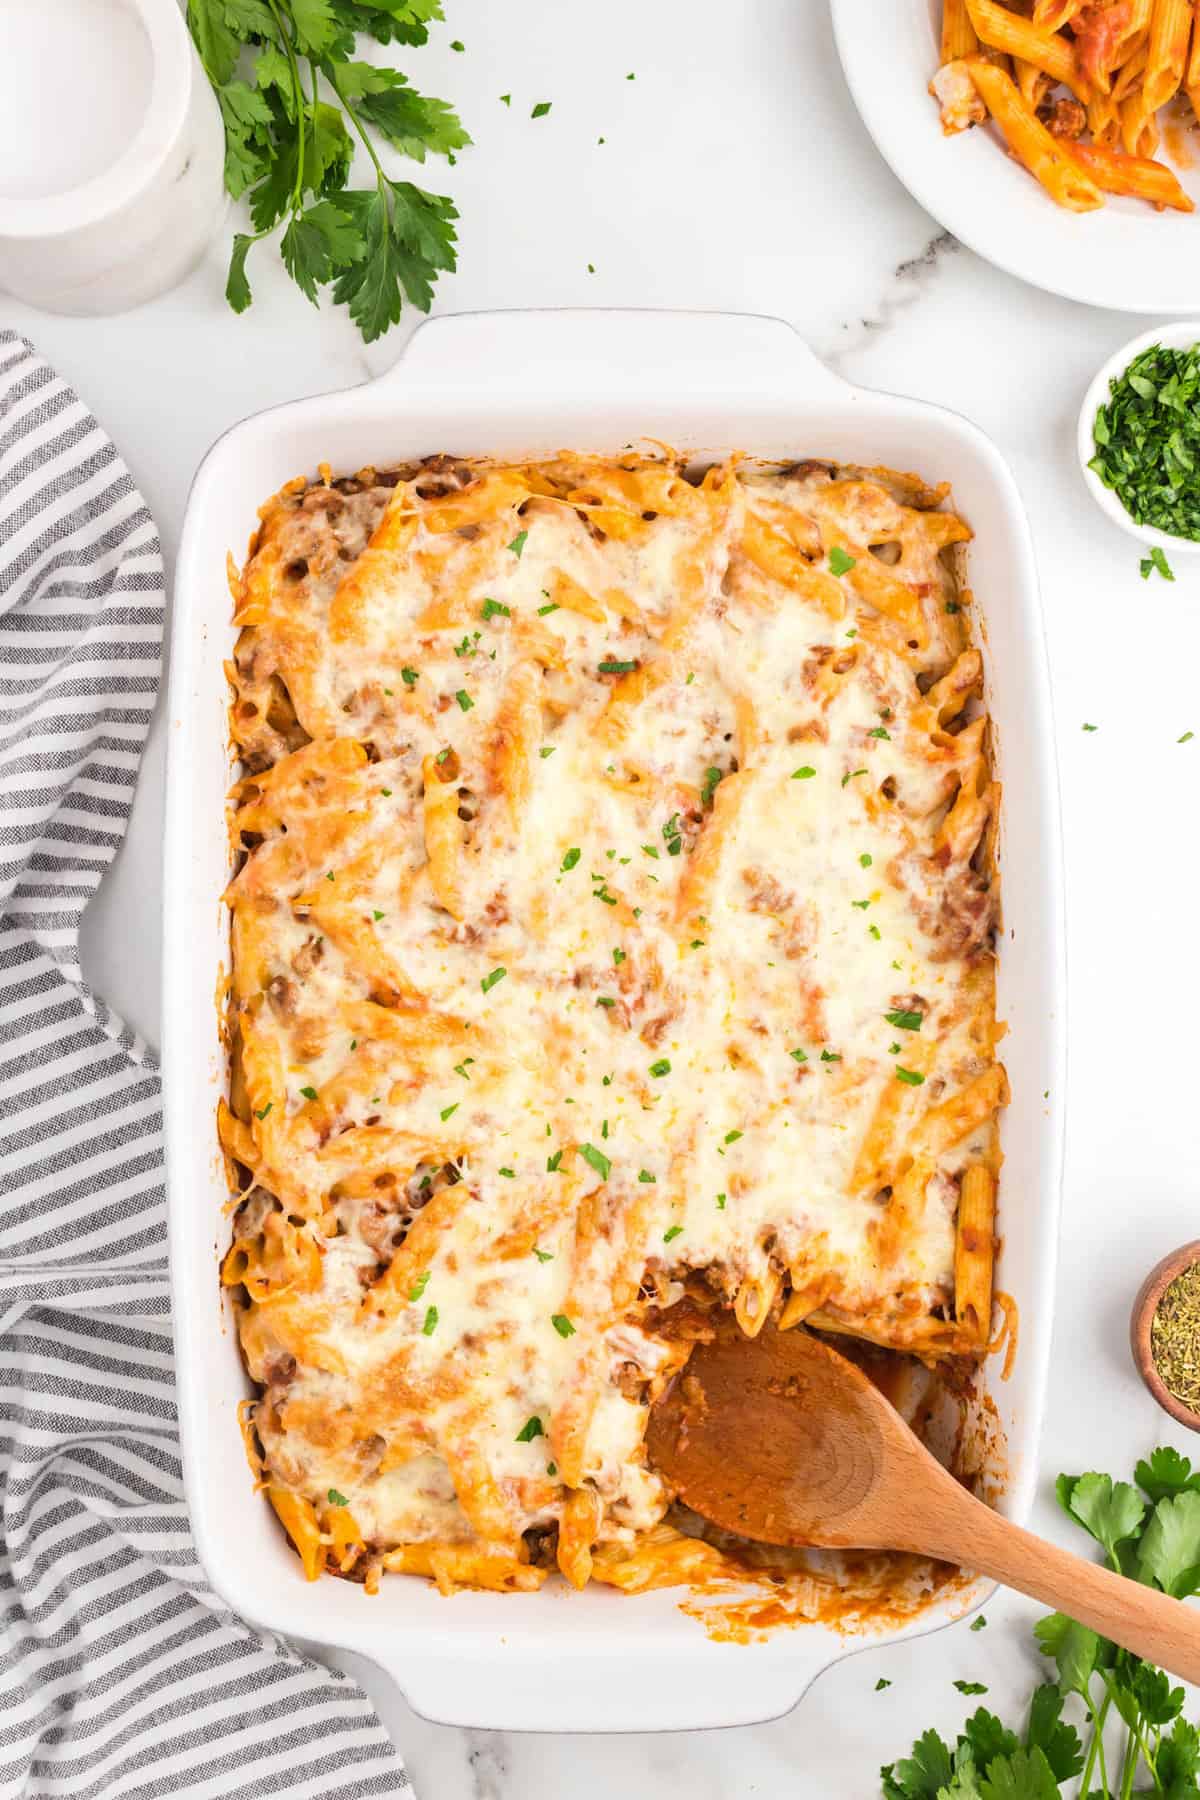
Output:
792,765,816,780
500,93,511,105
890,1042,901,1054
789,1048,808,1063
481,598,510,619
945,600,960,614
596,996,616,1008
380,789,391,797
860,852,873,867
439,1102,458,1122
852,899,871,911
953,1681,988,1696
530,101,552,119
455,688,473,711
454,632,480,658
724,1129,743,1144
701,766,724,808
970,1614,987,1631
254,1103,272,1120
450,38,464,50
1090,343,1200,543
539,744,556,757
875,1678,891,1691
1180,731,1195,743
869,924,881,939
327,1488,349,1507
1142,545,1176,580
842,767,868,786
716,1192,727,1209
546,1149,564,1173
598,658,638,675
641,843,660,859
373,909,385,921
663,813,683,854
480,966,507,994
516,1416,544,1442
400,666,419,686
499,1167,515,1178
547,1461,557,1476
638,1170,657,1183
885,1008,923,1031
454,1058,475,1079
435,746,452,763
649,1058,671,1077
1082,722,1098,732
820,1049,841,1063
896,1066,925,1086
299,1085,318,1101
408,1271,430,1301
533,1246,553,1261
579,1142,611,1180
551,1313,576,1338
538,601,560,616
663,1225,683,1243
828,545,857,576
561,847,581,872
613,947,626,964
868,726,891,740
508,529,529,557
602,1073,613,1086
422,1305,438,1335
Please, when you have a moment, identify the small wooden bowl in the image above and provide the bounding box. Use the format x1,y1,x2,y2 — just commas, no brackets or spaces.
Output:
1131,1240,1200,1433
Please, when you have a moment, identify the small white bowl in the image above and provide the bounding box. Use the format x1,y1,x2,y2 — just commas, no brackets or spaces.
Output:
1077,319,1200,557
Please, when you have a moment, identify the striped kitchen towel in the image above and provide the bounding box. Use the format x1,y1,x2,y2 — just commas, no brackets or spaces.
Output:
0,332,410,1799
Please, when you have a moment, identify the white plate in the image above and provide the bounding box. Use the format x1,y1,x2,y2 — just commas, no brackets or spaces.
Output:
831,0,1200,314
164,308,1066,1732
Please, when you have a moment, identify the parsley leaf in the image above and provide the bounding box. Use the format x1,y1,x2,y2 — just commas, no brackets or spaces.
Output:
579,1142,611,1180
515,1416,544,1442
829,545,857,576
327,1486,349,1507
1137,1489,1200,1596
1137,1446,1200,1502
1055,1471,1144,1563
551,1313,576,1338
885,1009,923,1031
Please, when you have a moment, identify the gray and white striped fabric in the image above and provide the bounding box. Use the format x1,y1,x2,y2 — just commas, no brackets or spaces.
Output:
0,332,410,1799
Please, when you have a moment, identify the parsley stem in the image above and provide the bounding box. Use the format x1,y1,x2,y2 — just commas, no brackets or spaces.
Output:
265,0,307,209
327,65,389,187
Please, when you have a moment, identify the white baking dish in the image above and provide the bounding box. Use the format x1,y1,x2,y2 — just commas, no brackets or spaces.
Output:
163,309,1066,1733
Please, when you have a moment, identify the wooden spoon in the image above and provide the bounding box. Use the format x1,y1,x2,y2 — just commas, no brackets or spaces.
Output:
647,1326,1200,1682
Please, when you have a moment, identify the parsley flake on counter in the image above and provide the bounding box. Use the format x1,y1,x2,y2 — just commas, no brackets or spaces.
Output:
579,1143,611,1180
551,1313,576,1338
481,966,507,994
327,1487,348,1507
1180,731,1195,743
885,1008,923,1031
953,1680,988,1696
663,1224,683,1243
896,1066,925,1086
649,1058,671,1077
1142,544,1176,580
561,847,581,872
531,101,552,119
875,1678,891,1691
792,765,816,780
829,546,856,576
422,1305,438,1335
408,1271,430,1301
516,1415,544,1442
598,658,638,675
1082,722,1098,732
970,1614,987,1631
500,93,511,106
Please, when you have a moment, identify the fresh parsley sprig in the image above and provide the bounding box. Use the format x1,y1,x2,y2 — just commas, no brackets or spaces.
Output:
186,0,469,341
880,1448,1200,1799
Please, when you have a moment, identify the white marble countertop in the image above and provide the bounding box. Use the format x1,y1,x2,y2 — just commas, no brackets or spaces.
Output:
9,0,1200,1792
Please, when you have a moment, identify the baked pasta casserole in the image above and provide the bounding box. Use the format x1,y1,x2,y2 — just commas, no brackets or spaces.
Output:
220,450,1006,1595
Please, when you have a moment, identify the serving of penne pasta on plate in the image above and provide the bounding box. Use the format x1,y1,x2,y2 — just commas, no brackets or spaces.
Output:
930,0,1198,214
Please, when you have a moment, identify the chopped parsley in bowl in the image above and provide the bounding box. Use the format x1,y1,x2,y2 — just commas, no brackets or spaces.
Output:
1088,340,1200,545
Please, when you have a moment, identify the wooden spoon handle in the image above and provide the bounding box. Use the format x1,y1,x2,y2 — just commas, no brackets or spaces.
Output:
925,1485,1200,1685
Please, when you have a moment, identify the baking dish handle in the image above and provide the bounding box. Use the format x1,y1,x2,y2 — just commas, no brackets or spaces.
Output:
376,308,850,404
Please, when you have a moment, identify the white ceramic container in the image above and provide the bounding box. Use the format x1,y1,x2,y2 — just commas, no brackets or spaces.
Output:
163,309,1066,1732
0,0,226,316
1077,320,1200,556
